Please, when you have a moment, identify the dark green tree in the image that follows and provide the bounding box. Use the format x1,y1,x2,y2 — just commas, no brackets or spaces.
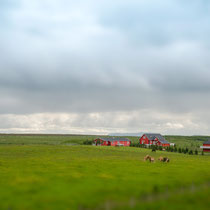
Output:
189,150,193,155
194,149,198,155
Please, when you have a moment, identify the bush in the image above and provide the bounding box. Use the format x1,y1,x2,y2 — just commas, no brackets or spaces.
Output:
194,149,198,155
189,150,193,155
83,140,93,145
130,142,142,148
151,148,156,152
178,148,182,153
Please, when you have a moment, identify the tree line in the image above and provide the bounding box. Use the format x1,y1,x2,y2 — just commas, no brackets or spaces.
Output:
130,142,204,155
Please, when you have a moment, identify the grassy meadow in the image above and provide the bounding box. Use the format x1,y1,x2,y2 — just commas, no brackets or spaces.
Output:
0,135,210,210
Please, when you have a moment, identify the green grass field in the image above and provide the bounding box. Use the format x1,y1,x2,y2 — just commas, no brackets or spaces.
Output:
0,135,210,210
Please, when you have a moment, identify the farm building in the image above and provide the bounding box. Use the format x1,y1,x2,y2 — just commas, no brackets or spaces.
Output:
200,140,210,152
94,137,131,146
139,133,170,147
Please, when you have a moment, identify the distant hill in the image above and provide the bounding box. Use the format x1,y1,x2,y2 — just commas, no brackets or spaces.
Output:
109,132,144,137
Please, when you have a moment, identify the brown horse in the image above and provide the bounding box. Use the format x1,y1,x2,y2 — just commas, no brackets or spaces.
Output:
158,156,170,162
163,157,170,162
158,156,164,161
144,155,150,161
144,155,155,162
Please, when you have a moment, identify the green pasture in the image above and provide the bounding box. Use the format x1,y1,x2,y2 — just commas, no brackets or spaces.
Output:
165,135,208,150
0,134,98,145
0,134,208,150
0,143,210,210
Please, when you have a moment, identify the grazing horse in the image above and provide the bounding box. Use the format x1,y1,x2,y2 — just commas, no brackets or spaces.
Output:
150,157,155,162
163,157,170,162
158,156,164,161
144,155,155,162
158,156,170,162
144,155,150,161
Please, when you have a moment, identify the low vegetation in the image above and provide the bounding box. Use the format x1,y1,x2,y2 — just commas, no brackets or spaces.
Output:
0,134,210,209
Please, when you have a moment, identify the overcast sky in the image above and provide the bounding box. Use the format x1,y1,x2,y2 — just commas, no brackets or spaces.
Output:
1,0,210,135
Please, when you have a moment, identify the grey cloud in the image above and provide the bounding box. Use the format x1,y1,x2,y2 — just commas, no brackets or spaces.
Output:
1,0,210,134
0,110,209,135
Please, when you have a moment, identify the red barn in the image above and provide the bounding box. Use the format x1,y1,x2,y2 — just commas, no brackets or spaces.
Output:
139,133,170,147
200,140,210,152
94,137,131,147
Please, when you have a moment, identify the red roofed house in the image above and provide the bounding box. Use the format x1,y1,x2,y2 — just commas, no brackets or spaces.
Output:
200,140,210,152
94,137,131,147
139,133,170,147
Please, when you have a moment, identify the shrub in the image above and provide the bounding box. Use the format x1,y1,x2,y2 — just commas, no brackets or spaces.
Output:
189,150,193,155
150,145,155,152
178,148,182,153
83,140,93,145
130,142,142,148
194,149,198,155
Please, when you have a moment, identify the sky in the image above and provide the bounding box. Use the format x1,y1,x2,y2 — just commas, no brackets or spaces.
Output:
0,0,210,135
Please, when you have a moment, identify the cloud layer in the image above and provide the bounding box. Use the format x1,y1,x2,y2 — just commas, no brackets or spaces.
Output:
1,0,210,134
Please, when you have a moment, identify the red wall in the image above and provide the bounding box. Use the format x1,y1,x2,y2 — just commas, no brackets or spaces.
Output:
203,149,210,152
140,135,150,144
94,139,130,146
162,143,170,147
203,144,210,152
139,135,170,147
110,140,130,146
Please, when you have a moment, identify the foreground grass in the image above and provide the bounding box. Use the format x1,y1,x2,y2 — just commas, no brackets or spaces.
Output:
0,145,210,210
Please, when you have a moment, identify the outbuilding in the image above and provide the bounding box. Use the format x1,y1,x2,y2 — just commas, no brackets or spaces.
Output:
200,140,210,152
139,133,170,147
94,137,131,146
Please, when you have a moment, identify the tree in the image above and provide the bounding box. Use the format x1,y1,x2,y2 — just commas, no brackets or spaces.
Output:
83,140,92,145
189,150,193,155
194,149,198,155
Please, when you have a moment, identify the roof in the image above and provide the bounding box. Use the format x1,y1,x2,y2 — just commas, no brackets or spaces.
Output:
144,133,170,144
96,137,130,142
203,140,210,145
